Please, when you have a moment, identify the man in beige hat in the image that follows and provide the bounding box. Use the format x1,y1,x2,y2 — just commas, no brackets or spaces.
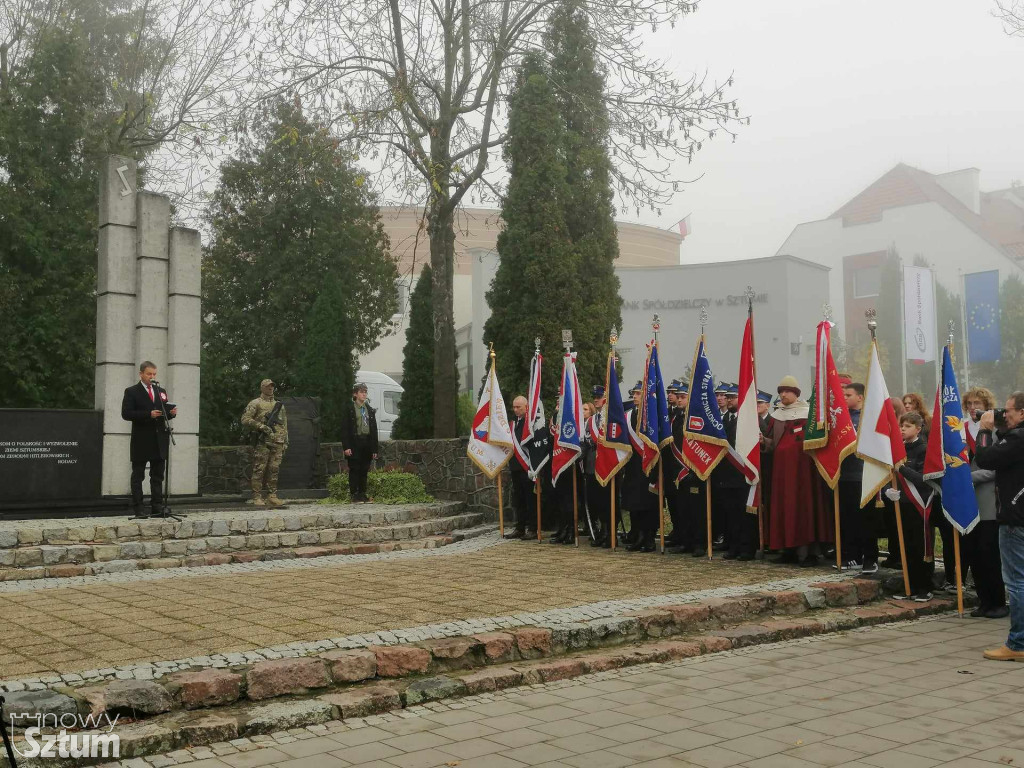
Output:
761,375,829,566
241,379,288,507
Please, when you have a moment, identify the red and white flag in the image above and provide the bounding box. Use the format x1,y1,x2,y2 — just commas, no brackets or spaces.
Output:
677,214,691,240
855,339,906,507
514,350,543,471
734,313,761,491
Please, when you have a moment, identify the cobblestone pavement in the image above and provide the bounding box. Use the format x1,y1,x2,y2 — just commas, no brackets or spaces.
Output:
0,534,815,680
111,614,1023,768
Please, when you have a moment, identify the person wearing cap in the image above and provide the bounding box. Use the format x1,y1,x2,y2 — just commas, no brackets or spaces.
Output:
762,375,829,566
661,380,686,549
241,378,289,508
341,382,379,502
620,380,656,550
591,384,606,412
673,380,710,555
583,393,614,547
717,383,757,560
756,389,774,543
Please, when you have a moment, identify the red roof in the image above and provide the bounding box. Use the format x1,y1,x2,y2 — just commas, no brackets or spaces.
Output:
830,164,1024,263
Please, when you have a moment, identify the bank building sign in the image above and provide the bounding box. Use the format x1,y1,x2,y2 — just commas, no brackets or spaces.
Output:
621,293,769,311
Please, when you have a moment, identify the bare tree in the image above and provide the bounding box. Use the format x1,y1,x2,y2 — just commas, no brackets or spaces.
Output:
1,0,255,206
262,0,743,437
995,0,1024,35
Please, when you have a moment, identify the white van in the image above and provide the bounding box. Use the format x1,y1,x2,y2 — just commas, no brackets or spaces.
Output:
355,371,404,440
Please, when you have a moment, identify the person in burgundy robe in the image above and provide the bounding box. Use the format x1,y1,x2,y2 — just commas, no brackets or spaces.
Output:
763,376,832,566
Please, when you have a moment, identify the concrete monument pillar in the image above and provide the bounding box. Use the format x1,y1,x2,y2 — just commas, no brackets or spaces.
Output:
96,156,139,496
95,156,202,497
167,228,202,494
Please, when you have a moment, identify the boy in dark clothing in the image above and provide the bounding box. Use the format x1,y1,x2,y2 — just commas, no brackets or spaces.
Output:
889,412,934,601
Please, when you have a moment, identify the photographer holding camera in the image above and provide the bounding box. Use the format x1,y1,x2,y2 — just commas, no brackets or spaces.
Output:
975,392,1024,661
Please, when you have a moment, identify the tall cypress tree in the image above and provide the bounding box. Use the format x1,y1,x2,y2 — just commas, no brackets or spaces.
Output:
392,266,436,439
484,54,580,403
546,0,623,392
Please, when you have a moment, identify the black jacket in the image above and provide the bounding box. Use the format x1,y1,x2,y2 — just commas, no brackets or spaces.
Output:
341,400,379,456
712,410,745,489
897,437,930,499
840,408,864,482
121,381,175,463
975,425,1024,527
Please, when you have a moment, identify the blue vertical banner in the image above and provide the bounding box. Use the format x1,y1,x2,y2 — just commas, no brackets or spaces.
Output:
965,270,1001,363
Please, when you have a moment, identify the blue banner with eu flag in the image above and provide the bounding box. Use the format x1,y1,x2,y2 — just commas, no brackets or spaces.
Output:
965,270,1000,363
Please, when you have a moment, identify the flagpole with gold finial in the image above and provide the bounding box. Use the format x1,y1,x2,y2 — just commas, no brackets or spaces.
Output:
534,336,543,543
563,329,580,548
490,343,504,539
653,314,666,555
823,303,843,572
868,309,911,598
948,320,965,617
700,307,714,561
610,327,619,552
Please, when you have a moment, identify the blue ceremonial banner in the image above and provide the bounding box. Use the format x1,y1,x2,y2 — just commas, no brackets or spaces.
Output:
639,344,673,475
924,346,980,535
650,344,673,447
683,337,728,446
681,335,728,480
595,351,632,486
551,352,583,483
965,270,1001,363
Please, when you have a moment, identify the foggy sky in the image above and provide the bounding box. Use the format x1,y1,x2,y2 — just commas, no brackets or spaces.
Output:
634,0,1024,263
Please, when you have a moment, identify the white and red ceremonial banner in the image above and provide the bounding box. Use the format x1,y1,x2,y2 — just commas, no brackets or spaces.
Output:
467,359,514,479
551,351,584,483
855,339,907,507
903,265,937,364
513,350,544,472
734,313,761,508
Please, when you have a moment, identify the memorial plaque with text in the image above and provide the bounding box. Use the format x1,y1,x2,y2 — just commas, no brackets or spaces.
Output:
0,410,103,502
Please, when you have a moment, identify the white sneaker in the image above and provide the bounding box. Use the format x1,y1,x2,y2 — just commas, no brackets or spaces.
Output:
861,562,879,575
832,560,861,571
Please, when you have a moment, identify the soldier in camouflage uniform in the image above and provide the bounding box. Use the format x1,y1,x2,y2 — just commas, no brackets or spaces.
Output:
241,379,288,507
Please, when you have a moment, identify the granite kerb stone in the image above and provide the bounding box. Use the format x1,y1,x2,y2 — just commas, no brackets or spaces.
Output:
0,593,957,764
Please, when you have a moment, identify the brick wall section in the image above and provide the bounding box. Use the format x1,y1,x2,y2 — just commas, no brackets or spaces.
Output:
199,439,510,519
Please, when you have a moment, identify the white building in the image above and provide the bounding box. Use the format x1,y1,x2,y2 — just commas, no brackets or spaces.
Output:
776,164,1024,343
358,207,684,387
358,207,831,395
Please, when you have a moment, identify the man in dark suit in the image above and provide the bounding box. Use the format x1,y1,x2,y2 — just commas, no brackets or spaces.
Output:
121,361,177,516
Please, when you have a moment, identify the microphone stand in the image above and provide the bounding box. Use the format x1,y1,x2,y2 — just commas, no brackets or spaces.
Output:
1,696,19,767
152,380,184,522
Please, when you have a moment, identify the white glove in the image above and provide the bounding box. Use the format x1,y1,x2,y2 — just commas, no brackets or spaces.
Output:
884,488,901,502
527,470,536,482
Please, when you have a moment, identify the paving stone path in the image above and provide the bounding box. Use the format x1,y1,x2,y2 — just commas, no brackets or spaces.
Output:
105,613,1022,768
0,532,823,682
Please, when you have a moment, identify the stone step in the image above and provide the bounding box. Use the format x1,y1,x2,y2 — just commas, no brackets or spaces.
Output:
0,513,491,581
0,501,464,547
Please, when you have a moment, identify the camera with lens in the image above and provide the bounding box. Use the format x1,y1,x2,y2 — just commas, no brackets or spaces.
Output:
973,408,1007,427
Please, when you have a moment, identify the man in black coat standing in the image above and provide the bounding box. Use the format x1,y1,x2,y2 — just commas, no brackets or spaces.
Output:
341,382,379,502
121,361,177,516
